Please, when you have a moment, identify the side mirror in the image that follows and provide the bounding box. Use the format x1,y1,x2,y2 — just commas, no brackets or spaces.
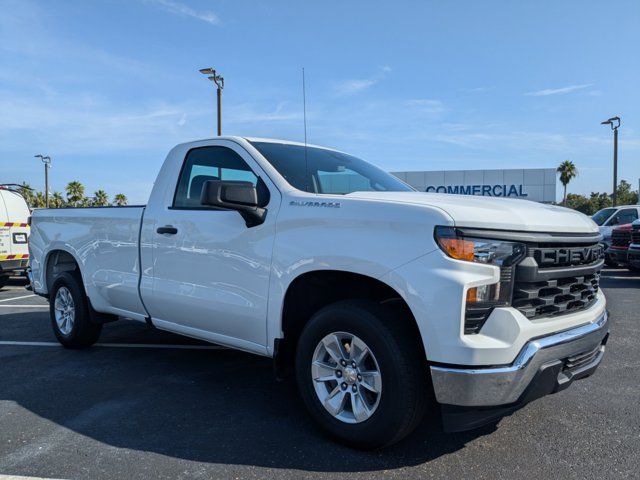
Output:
200,180,267,227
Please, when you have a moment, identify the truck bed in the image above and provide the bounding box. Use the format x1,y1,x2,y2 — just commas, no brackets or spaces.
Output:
29,206,148,319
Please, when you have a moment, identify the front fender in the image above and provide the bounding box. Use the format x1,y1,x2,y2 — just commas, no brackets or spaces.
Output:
265,196,454,355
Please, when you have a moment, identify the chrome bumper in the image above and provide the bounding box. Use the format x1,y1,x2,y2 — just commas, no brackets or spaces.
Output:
430,311,609,407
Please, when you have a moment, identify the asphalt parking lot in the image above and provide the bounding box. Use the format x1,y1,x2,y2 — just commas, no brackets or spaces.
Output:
0,271,638,480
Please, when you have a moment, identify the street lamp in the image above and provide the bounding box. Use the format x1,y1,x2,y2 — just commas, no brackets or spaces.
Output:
34,154,52,208
601,116,621,206
199,67,224,136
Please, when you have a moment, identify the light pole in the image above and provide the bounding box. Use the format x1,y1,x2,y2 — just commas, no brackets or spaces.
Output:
601,116,621,206
34,154,51,208
199,67,224,136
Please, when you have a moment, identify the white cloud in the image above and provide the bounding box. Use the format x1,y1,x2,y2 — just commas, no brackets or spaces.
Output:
525,84,594,96
144,0,220,25
335,79,376,95
403,99,446,115
463,86,491,93
334,66,392,95
0,88,309,156
226,102,303,124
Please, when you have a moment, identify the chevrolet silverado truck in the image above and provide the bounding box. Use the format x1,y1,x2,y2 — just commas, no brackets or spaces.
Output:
627,219,640,270
592,205,640,266
606,223,633,268
28,137,609,449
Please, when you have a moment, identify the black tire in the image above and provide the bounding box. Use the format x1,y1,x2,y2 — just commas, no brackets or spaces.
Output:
0,275,9,290
604,253,618,268
295,299,429,449
49,272,102,348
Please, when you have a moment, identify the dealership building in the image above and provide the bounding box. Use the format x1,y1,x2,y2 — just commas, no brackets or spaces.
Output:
391,168,557,203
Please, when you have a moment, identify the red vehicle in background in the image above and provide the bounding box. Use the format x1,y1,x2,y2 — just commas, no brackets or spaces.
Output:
606,223,637,270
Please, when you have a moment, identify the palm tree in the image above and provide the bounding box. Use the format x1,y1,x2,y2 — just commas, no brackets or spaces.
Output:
114,193,128,206
92,190,109,207
557,160,578,206
19,182,35,207
33,191,47,208
50,192,65,208
65,181,85,207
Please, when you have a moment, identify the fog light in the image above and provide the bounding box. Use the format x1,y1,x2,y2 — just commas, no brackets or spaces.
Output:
466,283,500,303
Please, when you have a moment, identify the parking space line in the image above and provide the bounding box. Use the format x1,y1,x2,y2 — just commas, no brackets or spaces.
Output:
0,476,66,480
0,340,225,350
0,305,48,308
0,294,36,303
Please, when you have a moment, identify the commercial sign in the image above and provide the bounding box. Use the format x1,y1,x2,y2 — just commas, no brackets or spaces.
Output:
391,168,557,203
425,184,527,197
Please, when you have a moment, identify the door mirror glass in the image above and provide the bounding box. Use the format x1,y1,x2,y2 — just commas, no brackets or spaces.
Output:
201,180,266,227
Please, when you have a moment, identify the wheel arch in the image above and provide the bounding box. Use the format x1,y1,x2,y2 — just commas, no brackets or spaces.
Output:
44,248,83,295
274,269,425,378
43,248,117,324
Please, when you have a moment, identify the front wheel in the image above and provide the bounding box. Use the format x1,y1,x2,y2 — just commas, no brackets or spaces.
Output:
50,272,102,348
604,253,618,268
295,300,429,449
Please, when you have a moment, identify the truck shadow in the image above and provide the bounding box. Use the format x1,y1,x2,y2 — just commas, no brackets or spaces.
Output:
0,318,496,472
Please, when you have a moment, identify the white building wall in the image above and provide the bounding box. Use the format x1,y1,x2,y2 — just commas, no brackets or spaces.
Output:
391,168,557,203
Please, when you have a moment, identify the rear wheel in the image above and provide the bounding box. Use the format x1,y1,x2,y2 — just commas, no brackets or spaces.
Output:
50,272,102,348
295,300,429,449
0,275,9,290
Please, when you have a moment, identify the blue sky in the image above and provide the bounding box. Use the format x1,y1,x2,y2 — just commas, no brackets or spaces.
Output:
1,0,639,204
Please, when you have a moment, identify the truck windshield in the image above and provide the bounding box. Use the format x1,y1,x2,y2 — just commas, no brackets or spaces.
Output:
250,141,413,194
592,208,616,226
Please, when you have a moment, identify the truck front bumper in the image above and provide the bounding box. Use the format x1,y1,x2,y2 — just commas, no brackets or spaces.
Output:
606,246,629,265
431,310,609,431
627,246,640,268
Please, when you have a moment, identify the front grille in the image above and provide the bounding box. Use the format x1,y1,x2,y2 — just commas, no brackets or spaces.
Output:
456,229,603,334
512,273,599,318
612,228,632,247
511,239,603,320
632,224,640,244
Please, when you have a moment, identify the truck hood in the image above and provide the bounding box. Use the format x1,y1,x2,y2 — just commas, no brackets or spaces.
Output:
346,191,598,233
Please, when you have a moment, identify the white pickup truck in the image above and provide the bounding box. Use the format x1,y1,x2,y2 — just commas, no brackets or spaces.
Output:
28,137,609,448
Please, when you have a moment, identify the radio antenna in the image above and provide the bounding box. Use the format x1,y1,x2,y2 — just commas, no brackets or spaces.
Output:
302,67,309,192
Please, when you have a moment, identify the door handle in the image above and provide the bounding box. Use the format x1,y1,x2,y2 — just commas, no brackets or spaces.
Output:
157,225,178,235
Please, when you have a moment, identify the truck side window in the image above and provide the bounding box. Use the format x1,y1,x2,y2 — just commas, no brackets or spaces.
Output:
608,209,638,226
173,147,258,208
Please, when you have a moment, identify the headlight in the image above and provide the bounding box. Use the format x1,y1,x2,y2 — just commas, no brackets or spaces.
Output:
434,226,525,267
434,226,526,334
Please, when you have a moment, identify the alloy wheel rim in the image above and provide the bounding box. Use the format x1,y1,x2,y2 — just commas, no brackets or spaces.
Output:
54,286,75,335
311,332,382,424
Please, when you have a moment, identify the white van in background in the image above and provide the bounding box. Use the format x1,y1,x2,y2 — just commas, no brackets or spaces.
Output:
0,185,30,289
